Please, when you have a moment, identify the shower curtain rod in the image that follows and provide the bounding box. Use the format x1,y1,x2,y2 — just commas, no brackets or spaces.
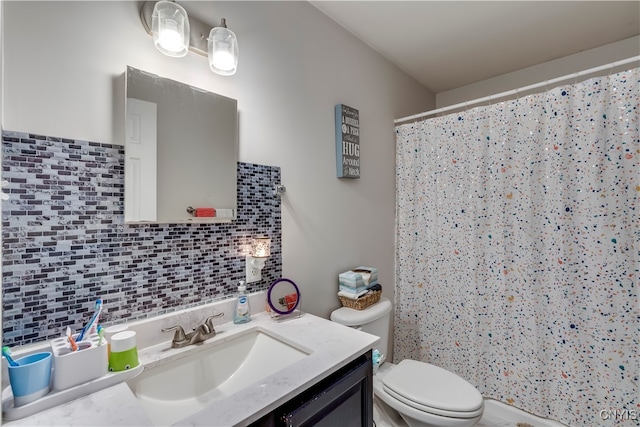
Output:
394,55,640,124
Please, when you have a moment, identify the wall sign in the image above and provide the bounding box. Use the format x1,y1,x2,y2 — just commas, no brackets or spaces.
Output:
335,104,360,179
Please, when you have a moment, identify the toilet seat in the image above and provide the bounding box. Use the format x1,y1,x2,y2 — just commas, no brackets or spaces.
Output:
382,360,484,419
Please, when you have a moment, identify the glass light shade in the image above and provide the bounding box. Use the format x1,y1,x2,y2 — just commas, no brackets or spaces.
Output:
251,237,271,258
152,1,190,57
208,26,239,75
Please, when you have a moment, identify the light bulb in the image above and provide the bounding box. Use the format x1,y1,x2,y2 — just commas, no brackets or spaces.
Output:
212,46,234,71
158,21,183,53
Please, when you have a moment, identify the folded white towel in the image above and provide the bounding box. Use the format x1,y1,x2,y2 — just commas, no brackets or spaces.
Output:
216,209,234,218
338,289,369,300
338,285,368,298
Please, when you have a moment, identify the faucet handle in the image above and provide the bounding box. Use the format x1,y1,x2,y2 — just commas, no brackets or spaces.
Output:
203,313,224,334
161,325,188,343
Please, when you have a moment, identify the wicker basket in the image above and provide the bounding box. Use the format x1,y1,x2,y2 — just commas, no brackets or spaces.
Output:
339,290,381,310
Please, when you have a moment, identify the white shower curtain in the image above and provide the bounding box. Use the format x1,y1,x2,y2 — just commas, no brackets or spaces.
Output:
394,68,638,426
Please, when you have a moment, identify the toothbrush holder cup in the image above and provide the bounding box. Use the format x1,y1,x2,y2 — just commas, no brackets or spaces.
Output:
50,333,108,391
8,352,53,407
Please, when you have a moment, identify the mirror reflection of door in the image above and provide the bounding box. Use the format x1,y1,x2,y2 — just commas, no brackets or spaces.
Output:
125,98,157,222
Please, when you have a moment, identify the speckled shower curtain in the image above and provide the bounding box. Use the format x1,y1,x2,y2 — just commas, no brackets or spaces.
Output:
394,68,638,427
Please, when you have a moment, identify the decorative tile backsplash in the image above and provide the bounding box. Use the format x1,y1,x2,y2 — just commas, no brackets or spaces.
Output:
1,130,282,346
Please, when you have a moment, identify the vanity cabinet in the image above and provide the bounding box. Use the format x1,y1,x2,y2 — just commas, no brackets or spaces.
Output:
252,351,373,427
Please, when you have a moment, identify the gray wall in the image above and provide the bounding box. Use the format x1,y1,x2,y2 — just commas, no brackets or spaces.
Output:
1,1,435,324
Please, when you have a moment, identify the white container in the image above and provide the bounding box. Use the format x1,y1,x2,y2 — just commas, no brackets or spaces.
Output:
104,324,128,354
49,333,108,391
104,324,128,342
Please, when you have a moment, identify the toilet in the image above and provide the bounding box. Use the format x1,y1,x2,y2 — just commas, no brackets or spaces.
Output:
331,297,484,427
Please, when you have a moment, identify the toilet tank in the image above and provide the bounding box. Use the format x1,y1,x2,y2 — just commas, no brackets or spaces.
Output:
330,297,392,357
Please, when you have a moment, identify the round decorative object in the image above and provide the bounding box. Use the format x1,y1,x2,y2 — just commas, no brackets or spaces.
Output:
267,278,301,315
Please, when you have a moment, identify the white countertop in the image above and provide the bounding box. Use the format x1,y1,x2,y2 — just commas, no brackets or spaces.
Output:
3,296,378,427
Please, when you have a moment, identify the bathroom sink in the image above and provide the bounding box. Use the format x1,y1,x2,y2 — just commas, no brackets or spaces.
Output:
127,327,310,426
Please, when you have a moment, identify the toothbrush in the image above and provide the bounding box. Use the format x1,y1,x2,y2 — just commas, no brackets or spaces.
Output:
2,346,19,367
97,325,104,346
77,298,102,341
66,326,78,351
88,299,102,335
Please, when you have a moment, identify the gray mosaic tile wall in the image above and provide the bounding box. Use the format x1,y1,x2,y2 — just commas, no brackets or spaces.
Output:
1,130,282,346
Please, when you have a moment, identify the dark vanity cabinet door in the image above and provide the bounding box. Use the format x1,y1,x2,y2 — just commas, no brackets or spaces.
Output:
252,351,373,427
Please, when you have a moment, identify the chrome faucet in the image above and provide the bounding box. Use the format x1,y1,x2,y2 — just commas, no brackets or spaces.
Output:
161,313,224,348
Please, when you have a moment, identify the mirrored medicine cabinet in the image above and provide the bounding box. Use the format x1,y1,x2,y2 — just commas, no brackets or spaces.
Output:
124,66,238,224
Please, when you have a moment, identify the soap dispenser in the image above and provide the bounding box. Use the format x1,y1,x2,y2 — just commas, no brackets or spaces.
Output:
233,281,251,324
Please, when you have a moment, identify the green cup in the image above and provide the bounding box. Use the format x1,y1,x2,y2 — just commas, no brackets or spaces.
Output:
108,347,139,372
108,331,139,372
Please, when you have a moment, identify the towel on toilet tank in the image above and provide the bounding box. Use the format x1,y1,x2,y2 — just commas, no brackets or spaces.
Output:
338,289,370,300
338,284,382,301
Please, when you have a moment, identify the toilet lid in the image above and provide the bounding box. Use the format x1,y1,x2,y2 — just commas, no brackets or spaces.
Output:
382,360,483,414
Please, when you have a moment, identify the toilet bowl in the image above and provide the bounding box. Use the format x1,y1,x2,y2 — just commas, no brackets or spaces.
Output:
374,360,483,427
331,297,483,427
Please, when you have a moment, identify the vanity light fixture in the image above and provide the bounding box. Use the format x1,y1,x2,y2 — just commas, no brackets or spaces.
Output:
208,19,239,75
140,1,239,75
246,237,271,283
151,0,190,57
